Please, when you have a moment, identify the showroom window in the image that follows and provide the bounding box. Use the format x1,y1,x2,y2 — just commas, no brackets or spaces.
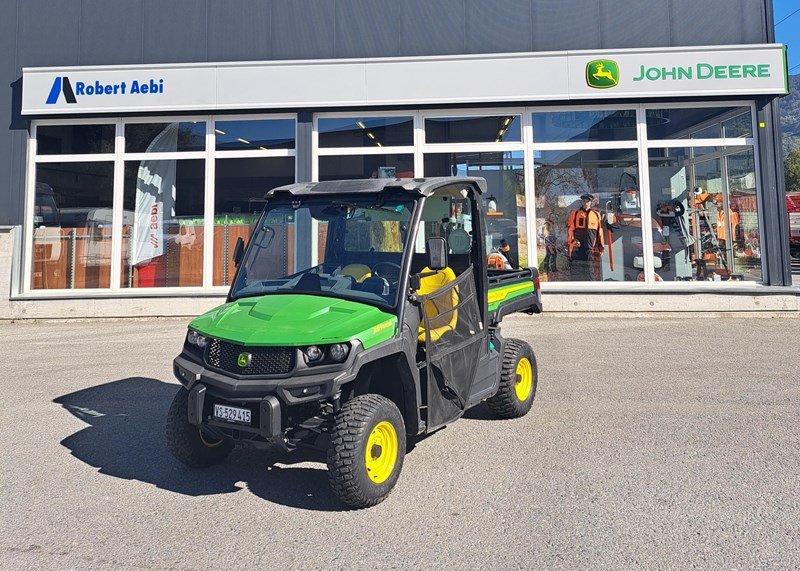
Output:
125,121,206,153
314,114,415,266
213,118,297,286
318,116,413,148
32,161,115,289
121,158,206,288
531,110,637,143
214,156,295,285
644,106,761,283
424,115,521,144
121,120,208,289
27,115,297,292
531,108,640,283
316,114,416,181
645,107,753,141
424,151,527,267
30,121,117,290
27,104,762,295
533,148,642,282
422,113,528,267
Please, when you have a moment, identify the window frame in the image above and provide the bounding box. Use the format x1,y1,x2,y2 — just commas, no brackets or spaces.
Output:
22,100,765,297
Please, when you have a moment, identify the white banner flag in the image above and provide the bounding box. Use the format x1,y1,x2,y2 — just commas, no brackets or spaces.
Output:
131,123,179,266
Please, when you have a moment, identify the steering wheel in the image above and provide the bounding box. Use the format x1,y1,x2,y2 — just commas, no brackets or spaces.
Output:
371,261,402,285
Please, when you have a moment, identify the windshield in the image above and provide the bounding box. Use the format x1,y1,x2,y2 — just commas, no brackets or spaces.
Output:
230,193,416,308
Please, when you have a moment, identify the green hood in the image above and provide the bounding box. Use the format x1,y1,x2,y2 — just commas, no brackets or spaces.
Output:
189,294,397,349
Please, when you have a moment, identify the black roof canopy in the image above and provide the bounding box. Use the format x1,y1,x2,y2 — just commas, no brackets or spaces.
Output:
267,177,487,199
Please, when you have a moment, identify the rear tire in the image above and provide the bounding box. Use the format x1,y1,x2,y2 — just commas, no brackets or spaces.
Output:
486,338,537,419
327,394,406,509
166,387,233,468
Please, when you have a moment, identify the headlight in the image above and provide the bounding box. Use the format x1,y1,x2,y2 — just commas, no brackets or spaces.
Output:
187,330,209,348
304,345,324,362
328,343,350,363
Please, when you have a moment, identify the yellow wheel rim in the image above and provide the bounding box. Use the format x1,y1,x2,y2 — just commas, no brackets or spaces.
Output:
514,357,533,402
364,421,398,484
199,429,224,448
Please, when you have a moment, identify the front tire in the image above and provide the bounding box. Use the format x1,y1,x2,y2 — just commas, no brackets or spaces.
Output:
486,339,537,419
327,394,406,508
166,387,233,468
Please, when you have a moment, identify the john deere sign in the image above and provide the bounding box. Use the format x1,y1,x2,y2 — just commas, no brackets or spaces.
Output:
633,63,772,82
586,60,619,89
21,44,787,114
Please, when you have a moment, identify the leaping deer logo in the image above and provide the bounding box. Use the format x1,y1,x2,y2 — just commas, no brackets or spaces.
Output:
592,63,615,82
586,59,619,89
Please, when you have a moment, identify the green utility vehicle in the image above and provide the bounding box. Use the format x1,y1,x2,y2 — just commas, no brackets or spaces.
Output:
168,177,541,508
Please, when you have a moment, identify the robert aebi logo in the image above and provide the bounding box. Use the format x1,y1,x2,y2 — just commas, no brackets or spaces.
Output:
586,59,620,89
45,77,77,105
45,76,165,105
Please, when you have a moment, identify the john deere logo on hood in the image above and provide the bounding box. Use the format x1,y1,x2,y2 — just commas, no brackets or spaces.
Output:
586,60,619,89
237,353,252,368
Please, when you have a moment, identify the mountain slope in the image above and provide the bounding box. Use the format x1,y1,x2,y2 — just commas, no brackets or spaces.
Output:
780,74,800,156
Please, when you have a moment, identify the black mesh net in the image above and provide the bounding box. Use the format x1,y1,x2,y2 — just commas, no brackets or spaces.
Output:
419,266,483,428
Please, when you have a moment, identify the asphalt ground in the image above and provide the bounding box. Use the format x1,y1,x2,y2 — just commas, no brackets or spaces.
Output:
1,315,798,570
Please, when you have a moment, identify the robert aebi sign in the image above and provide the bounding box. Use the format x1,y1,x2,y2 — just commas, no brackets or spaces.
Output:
45,76,165,105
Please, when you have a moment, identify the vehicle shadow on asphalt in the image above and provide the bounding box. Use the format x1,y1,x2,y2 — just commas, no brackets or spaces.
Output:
53,377,348,512
460,402,495,421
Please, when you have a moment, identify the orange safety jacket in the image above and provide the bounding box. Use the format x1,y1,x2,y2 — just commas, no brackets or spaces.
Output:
715,209,740,242
567,207,605,255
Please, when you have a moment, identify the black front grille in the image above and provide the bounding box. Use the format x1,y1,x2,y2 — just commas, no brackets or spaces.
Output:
205,339,295,376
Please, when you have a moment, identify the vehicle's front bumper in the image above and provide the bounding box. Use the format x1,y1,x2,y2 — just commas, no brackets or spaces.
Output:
184,382,282,441
173,353,342,443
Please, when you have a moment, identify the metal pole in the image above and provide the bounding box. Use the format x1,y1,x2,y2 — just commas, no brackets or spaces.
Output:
127,228,134,288
223,224,229,285
69,229,76,289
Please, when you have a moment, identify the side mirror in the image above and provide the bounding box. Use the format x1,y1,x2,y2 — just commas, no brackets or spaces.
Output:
426,237,448,271
232,237,245,268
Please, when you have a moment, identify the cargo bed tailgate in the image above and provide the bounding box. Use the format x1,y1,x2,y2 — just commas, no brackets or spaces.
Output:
487,267,541,326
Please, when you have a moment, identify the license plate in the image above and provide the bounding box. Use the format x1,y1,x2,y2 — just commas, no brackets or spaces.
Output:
213,403,251,425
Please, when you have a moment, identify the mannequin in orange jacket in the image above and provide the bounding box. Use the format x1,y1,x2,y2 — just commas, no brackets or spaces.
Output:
567,194,605,280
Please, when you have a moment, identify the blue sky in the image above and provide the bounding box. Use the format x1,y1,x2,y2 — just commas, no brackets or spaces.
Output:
775,0,800,74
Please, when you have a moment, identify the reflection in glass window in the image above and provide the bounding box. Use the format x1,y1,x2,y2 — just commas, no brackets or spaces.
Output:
723,112,753,138
213,157,296,286
534,149,646,282
425,116,521,144
36,125,115,155
319,154,414,180
215,119,295,151
647,147,761,282
646,107,752,140
532,110,636,143
424,151,526,267
32,162,114,289
318,117,413,148
121,159,205,288
125,122,206,153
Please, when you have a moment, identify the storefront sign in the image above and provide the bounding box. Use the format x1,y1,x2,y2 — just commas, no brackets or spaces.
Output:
22,44,787,115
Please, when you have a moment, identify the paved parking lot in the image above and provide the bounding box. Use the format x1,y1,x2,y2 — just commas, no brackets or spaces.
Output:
1,314,799,570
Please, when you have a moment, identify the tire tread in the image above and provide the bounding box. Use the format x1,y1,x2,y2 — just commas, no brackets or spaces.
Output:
486,338,537,419
327,394,405,508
